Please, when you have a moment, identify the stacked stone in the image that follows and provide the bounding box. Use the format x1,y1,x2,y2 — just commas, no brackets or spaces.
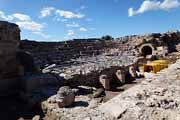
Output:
42,53,138,89
0,21,21,95
43,54,137,76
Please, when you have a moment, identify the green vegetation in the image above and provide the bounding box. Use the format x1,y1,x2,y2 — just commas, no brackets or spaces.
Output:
101,35,113,40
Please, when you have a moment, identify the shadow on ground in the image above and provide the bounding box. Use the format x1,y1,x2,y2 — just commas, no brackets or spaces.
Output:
0,94,44,120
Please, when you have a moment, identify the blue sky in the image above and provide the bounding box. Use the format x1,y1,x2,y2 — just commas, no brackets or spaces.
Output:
0,0,180,41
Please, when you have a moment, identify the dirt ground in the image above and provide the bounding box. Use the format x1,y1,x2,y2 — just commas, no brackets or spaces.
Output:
0,78,144,120
104,78,144,102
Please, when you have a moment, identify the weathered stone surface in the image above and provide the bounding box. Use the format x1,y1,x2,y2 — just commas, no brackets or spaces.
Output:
22,73,64,92
92,88,105,98
17,51,35,73
42,54,137,89
42,93,110,120
0,21,21,95
99,75,111,90
99,59,180,120
129,64,137,79
115,69,125,84
32,115,40,120
56,86,75,108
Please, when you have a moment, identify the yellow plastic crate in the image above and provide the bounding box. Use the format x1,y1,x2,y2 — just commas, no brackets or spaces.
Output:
143,60,168,73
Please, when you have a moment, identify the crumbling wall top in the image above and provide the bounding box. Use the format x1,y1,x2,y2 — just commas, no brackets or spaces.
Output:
0,21,20,43
0,21,20,31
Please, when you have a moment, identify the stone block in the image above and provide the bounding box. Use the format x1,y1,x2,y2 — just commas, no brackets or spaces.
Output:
115,69,125,84
56,86,75,108
99,74,111,90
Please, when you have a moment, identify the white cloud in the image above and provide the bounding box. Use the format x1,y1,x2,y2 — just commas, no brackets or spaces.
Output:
40,7,55,18
16,21,44,31
58,19,67,22
161,0,180,9
0,11,32,22
79,27,88,32
53,16,67,22
0,11,13,21
128,0,180,17
0,10,49,39
12,13,31,21
0,11,31,21
66,22,79,27
56,9,85,19
33,31,51,38
67,30,75,36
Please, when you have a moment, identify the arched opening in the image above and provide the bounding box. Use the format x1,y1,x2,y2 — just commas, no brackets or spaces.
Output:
141,46,153,57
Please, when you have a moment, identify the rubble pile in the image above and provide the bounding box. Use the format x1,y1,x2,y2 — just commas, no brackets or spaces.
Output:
55,86,75,108
43,54,137,76
42,58,180,120
99,59,180,120
42,86,109,120
22,53,138,107
42,53,138,87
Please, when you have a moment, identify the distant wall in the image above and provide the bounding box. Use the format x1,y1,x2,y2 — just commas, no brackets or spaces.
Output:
117,30,180,56
20,30,180,68
20,39,119,68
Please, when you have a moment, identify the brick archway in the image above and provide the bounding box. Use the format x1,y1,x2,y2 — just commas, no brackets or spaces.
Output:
139,43,155,57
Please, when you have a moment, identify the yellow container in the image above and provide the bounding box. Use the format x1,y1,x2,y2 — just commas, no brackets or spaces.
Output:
143,60,168,73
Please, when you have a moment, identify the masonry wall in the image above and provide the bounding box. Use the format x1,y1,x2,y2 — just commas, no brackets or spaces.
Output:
20,39,119,68
20,30,180,69
0,21,21,95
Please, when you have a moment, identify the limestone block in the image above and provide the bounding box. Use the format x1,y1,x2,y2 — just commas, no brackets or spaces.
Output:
115,69,125,84
129,65,137,78
56,86,75,108
99,74,111,90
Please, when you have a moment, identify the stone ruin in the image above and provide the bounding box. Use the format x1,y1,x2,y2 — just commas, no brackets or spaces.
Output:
0,21,21,95
117,30,180,58
0,21,35,96
2,21,180,119
1,21,180,98
20,39,118,68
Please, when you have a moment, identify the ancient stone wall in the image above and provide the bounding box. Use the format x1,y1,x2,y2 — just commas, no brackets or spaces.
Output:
0,21,21,95
20,30,180,68
20,39,119,68
117,30,180,57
